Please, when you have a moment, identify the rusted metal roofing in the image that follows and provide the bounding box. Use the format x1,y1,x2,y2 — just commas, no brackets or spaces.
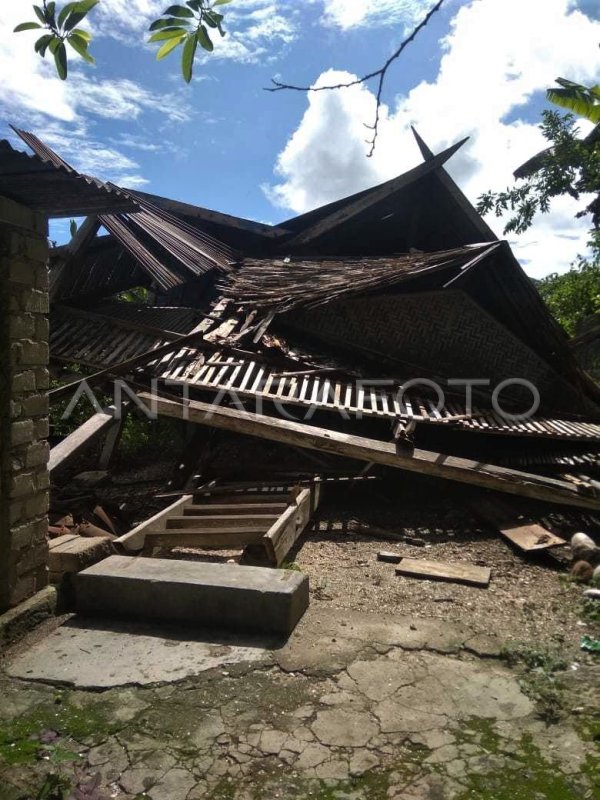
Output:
1,132,136,217
98,194,236,291
50,237,148,302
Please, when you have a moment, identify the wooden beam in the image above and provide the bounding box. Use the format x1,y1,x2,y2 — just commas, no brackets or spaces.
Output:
411,127,497,243
49,407,116,472
141,393,600,511
263,486,318,566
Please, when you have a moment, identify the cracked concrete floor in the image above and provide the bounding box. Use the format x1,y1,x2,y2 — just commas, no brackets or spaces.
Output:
0,607,599,800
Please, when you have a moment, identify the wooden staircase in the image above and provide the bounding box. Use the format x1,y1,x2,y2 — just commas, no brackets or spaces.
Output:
116,481,321,567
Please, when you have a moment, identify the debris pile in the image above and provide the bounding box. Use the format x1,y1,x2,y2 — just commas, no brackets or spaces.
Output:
3,126,599,602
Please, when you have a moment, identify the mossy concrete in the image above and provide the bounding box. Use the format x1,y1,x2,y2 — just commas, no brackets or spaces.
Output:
0,606,598,799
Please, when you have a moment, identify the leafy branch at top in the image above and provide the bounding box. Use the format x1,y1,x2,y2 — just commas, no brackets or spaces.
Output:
148,0,232,83
266,0,447,157
14,0,97,79
14,0,232,82
547,78,600,124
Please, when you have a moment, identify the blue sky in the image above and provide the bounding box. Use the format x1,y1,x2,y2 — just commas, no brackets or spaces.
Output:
1,0,599,276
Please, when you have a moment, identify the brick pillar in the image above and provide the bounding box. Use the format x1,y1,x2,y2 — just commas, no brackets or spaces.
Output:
0,196,50,612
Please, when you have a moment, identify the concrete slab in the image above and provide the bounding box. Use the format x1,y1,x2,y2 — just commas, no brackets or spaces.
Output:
4,617,273,688
75,555,309,635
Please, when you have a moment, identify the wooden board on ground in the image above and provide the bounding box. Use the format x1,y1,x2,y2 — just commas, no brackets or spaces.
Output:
474,497,566,552
396,558,491,587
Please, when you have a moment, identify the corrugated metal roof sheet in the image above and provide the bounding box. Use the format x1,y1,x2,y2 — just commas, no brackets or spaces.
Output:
1,131,136,217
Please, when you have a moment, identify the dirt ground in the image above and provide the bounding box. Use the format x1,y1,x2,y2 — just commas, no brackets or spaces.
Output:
101,464,598,659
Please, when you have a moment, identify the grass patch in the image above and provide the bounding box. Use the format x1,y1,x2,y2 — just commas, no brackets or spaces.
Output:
500,642,568,723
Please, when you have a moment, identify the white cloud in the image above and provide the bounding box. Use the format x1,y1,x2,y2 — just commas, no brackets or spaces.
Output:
94,0,297,63
266,0,600,277
93,0,164,35
319,0,428,31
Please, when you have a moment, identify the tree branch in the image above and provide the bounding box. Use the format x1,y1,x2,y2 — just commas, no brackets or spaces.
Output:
266,0,447,157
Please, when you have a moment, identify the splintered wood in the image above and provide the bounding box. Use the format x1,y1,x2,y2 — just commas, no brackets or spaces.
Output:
395,558,491,587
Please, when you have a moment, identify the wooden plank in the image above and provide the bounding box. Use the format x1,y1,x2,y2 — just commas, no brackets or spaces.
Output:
183,503,288,515
396,558,491,587
196,492,293,505
142,393,600,511
377,551,402,563
143,528,265,552
115,495,193,552
474,498,567,552
49,408,115,472
166,515,279,530
263,485,319,566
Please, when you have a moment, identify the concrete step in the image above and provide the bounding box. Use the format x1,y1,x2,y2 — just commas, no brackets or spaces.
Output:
183,503,288,515
167,515,280,530
75,556,309,635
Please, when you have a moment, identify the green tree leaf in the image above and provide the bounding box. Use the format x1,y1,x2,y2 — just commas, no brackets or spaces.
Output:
547,79,600,124
164,5,195,17
63,11,89,31
34,33,54,55
68,33,95,62
72,27,92,42
33,5,47,24
203,10,223,28
73,0,99,13
149,27,188,42
149,17,183,31
69,219,78,237
213,0,234,5
181,30,197,82
13,22,42,32
156,32,187,59
57,2,78,28
197,24,213,51
53,41,68,79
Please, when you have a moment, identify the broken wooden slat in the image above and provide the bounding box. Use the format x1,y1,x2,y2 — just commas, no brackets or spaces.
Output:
474,498,567,552
142,393,600,511
396,558,491,587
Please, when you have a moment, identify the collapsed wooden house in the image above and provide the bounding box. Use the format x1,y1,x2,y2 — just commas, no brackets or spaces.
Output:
4,125,600,589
